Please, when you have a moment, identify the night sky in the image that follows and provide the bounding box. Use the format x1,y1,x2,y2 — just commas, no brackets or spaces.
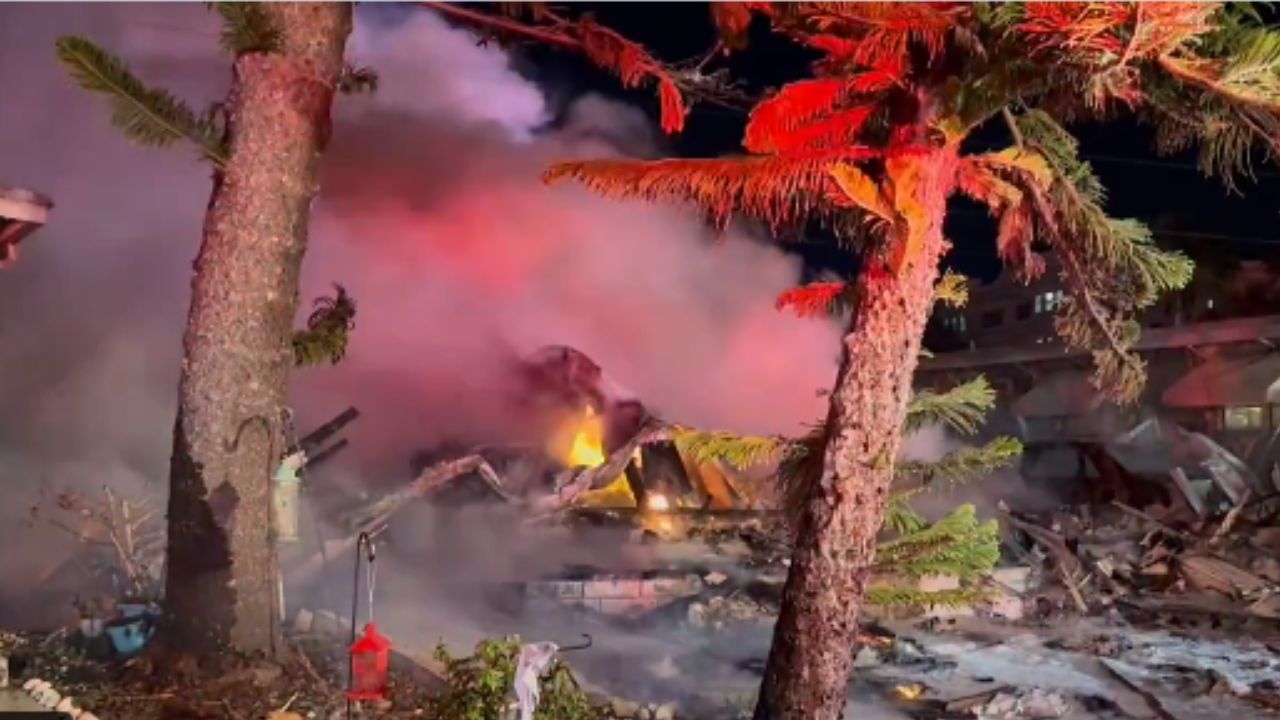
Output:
433,3,1280,284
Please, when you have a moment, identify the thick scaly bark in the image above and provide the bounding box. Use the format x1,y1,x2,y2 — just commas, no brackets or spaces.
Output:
754,147,958,720
162,3,351,656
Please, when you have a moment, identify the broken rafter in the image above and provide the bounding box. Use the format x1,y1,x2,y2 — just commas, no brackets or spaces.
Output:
346,453,514,531
528,419,670,518
289,453,511,586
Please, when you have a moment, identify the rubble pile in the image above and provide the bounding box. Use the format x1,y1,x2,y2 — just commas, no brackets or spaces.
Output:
995,496,1280,625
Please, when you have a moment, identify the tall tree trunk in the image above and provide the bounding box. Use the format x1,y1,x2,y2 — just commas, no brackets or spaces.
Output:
754,147,958,720
162,3,351,657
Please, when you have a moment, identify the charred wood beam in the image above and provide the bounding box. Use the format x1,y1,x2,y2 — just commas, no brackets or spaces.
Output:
288,453,510,585
301,438,348,471
288,406,359,457
528,419,669,517
345,453,512,531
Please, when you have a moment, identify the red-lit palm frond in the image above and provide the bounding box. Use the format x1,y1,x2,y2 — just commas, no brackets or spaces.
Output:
710,3,772,50
575,18,687,133
773,2,969,68
747,103,877,154
956,149,1052,280
776,281,849,318
744,79,853,153
1017,3,1218,63
545,147,877,229
1013,2,1221,107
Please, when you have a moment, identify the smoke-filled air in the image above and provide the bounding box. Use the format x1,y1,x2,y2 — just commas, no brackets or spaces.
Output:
6,4,1280,720
0,3,840,590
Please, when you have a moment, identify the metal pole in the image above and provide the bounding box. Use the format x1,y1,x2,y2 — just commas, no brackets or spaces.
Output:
347,531,373,720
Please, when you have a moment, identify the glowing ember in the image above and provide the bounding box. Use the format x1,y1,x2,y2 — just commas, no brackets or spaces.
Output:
647,494,670,512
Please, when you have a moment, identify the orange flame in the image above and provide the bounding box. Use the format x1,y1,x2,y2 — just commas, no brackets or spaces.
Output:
565,406,606,468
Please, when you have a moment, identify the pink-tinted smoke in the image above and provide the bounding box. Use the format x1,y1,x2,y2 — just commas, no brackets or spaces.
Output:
293,9,842,474
0,4,841,616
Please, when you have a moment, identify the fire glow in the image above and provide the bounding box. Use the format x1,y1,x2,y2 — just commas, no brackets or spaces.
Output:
566,406,606,468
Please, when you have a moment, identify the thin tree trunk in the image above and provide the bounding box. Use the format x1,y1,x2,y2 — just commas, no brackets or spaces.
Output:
162,3,351,657
754,147,958,720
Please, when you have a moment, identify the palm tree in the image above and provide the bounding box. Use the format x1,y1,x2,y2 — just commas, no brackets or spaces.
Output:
435,4,1280,712
438,3,1280,717
59,3,358,656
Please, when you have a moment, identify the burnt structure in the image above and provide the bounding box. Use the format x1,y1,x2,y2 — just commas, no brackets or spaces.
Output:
406,345,759,511
918,314,1280,512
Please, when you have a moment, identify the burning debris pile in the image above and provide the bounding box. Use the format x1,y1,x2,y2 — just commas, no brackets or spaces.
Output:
10,344,1279,720
311,346,771,562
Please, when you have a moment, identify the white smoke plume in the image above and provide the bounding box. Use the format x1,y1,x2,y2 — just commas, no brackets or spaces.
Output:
0,4,841,624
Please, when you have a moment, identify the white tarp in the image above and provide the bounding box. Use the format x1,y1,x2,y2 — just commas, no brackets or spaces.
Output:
513,641,559,720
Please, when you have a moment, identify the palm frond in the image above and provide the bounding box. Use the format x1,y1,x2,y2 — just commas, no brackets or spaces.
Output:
896,436,1023,487
710,3,757,51
545,148,877,229
874,503,1001,580
575,17,688,133
883,488,928,535
776,281,853,318
55,36,227,167
1008,109,1193,401
213,2,280,55
671,428,787,469
293,284,357,368
904,376,995,436
827,162,894,223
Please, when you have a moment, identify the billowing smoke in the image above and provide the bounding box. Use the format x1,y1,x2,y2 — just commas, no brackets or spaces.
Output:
296,9,842,475
0,3,841,627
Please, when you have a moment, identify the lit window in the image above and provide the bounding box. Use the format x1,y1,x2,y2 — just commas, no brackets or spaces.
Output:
942,314,967,334
1207,298,1216,310
1224,406,1264,430
1035,290,1064,313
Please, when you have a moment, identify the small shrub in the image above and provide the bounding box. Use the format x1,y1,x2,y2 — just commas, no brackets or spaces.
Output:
428,637,604,720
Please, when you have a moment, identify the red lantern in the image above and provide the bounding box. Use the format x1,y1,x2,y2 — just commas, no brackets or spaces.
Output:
347,622,393,701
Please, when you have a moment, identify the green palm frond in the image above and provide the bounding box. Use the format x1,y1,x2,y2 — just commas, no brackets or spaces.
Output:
55,36,227,167
896,435,1022,488
293,284,357,368
875,504,1001,581
883,488,928,535
671,428,787,469
1007,109,1193,402
213,2,280,55
680,378,1013,611
904,376,996,436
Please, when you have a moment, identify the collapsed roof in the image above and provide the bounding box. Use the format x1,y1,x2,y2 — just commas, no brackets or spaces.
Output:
516,345,765,511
